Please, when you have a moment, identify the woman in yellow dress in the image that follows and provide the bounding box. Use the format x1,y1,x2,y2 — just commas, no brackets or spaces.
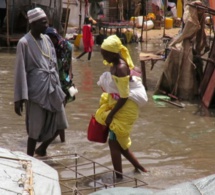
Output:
95,35,148,179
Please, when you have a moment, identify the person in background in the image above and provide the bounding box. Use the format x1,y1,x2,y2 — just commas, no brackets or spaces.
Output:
0,0,6,31
134,1,142,16
14,7,68,156
97,1,105,19
167,0,177,18
152,0,163,17
76,17,95,60
95,35,148,179
45,27,74,143
166,5,174,17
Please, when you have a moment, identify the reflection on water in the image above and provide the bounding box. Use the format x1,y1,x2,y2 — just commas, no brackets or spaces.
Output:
0,42,214,192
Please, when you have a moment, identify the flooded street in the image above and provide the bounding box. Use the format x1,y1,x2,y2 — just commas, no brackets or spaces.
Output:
0,38,215,193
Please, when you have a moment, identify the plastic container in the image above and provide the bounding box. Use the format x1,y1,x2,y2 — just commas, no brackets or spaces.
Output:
152,95,170,101
177,0,183,18
87,115,108,143
135,16,143,27
165,17,173,29
143,20,154,30
134,16,154,30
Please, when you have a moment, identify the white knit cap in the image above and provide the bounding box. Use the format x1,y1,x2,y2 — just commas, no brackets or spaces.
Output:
27,7,47,24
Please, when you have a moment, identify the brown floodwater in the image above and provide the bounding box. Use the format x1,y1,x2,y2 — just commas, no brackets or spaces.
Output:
0,39,214,193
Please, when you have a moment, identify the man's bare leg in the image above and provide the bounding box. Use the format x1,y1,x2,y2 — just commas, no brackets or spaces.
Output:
59,129,65,142
35,130,59,156
27,137,37,156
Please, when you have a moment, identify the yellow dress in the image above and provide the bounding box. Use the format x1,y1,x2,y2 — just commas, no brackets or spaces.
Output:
95,75,139,150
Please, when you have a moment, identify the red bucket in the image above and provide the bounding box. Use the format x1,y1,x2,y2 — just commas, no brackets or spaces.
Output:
87,115,109,143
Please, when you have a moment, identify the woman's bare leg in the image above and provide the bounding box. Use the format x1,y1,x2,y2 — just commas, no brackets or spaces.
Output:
88,52,92,60
76,51,87,59
108,139,123,178
120,147,147,172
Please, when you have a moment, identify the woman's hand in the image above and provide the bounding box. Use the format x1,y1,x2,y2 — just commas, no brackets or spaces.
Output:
105,98,128,127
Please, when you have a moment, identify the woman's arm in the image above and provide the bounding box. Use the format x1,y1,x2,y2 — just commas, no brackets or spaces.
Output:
105,61,129,126
105,97,127,126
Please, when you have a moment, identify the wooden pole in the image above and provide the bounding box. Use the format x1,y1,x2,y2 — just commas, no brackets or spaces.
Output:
139,0,144,42
6,0,9,46
49,0,52,9
145,0,148,43
79,0,82,34
158,98,185,108
64,0,70,37
116,0,119,21
128,0,130,19
163,0,167,37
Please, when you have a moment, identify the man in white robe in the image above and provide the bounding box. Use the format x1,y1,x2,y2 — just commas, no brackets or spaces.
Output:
14,7,68,156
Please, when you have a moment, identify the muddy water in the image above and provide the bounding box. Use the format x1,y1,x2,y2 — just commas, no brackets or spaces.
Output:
0,40,215,192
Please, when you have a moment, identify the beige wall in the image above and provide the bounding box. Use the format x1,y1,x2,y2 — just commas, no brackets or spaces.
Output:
62,0,85,27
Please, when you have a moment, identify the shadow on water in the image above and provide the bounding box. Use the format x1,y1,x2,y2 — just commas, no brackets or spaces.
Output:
0,41,214,192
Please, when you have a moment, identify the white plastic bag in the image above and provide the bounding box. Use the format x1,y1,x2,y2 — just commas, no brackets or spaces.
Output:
97,72,148,107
